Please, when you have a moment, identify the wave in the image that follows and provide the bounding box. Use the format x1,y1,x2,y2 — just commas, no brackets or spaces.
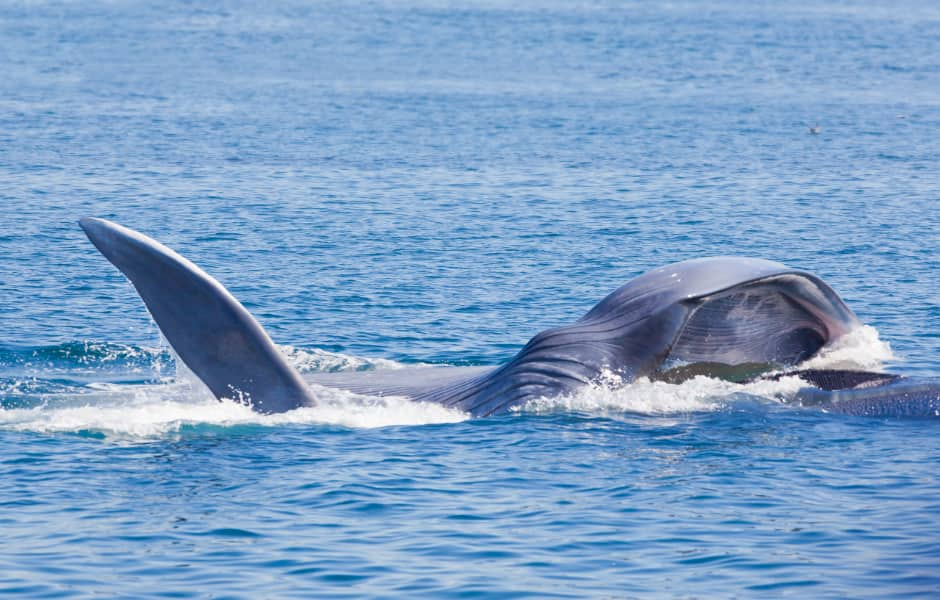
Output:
0,341,415,376
0,341,174,382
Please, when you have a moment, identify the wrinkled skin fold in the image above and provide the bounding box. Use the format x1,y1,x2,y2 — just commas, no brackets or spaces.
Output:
79,217,940,418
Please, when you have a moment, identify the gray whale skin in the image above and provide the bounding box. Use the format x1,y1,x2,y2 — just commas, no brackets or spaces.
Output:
79,217,940,418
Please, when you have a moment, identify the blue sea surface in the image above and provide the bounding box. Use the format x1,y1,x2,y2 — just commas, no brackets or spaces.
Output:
2,1,940,597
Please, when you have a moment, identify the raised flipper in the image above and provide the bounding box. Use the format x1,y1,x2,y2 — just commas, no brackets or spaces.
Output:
80,217,315,413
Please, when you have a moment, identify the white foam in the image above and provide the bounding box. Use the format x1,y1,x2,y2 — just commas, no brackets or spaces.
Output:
797,325,894,371
0,380,466,441
285,384,467,429
517,369,807,417
518,375,726,416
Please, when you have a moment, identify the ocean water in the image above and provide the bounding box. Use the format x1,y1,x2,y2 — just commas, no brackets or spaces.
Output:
2,0,940,597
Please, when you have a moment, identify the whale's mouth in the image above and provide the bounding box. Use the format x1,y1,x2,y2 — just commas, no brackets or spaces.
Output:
658,285,829,383
654,361,777,384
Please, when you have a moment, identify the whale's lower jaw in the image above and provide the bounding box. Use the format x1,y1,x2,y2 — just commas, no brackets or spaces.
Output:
788,377,940,418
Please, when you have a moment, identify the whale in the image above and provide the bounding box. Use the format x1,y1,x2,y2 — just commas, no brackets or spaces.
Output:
78,217,940,418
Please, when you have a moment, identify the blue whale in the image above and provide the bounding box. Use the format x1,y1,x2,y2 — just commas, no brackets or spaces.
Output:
79,217,940,418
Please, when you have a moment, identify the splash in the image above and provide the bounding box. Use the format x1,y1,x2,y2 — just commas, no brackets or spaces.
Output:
0,381,466,440
518,369,808,417
796,325,894,371
518,374,728,416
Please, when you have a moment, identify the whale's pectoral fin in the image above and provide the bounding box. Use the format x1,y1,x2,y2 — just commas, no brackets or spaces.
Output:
80,217,315,413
